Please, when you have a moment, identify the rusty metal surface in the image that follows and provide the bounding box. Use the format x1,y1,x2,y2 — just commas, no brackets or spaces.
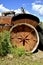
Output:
0,14,39,31
0,16,12,24
0,16,12,31
0,13,40,52
11,24,37,51
12,19,38,27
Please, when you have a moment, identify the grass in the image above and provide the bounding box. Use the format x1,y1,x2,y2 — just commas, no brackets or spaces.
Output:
0,54,43,65
0,22,43,65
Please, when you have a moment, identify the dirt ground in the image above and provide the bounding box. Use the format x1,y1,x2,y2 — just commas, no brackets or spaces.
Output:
32,43,43,60
0,43,43,65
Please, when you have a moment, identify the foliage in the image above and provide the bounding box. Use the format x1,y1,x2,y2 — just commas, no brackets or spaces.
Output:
0,30,32,56
0,30,11,56
16,46,25,56
10,46,25,56
25,51,32,56
0,30,27,57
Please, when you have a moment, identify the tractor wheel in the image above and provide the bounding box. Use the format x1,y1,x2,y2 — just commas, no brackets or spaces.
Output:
10,23,39,53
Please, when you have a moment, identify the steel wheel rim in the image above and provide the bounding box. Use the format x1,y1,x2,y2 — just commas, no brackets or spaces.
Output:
10,23,39,52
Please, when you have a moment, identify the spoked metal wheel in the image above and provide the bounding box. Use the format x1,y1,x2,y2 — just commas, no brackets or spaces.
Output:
10,23,39,52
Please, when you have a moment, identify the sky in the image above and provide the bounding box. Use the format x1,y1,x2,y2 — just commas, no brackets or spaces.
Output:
0,0,43,22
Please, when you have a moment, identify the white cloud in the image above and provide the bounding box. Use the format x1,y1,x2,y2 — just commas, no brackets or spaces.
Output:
0,4,30,16
0,4,10,12
32,3,43,15
25,10,30,14
14,8,30,14
14,9,22,14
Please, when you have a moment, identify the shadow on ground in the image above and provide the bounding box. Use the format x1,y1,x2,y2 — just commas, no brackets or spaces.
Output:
34,42,43,53
38,42,43,51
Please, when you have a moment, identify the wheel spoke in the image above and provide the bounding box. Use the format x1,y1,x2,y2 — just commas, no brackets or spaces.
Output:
19,40,22,42
26,39,30,40
11,38,14,39
19,35,23,38
31,29,35,33
17,38,22,39
25,35,28,38
33,39,37,42
25,41,28,44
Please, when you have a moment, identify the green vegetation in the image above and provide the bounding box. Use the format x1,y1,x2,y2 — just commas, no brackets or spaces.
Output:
0,30,32,57
0,30,11,56
0,29,43,65
10,46,25,56
0,30,26,56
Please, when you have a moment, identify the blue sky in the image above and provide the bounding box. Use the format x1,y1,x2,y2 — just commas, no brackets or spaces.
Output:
0,0,43,22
